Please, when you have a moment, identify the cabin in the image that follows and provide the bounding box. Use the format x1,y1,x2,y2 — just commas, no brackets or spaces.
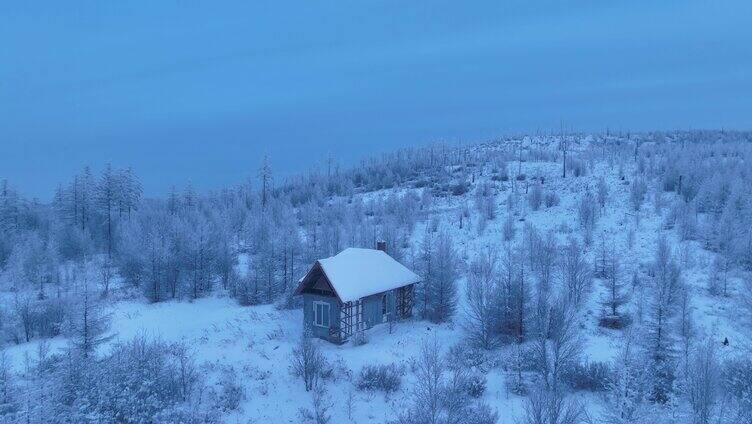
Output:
294,242,420,343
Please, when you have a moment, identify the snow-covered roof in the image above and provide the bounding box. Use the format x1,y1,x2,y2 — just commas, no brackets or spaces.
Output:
316,248,420,302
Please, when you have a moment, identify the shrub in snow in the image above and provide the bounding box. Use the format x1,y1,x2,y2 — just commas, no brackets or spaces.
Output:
597,176,608,208
474,181,496,221
522,386,587,424
448,343,489,372
265,324,286,340
321,357,352,382
291,329,327,391
492,158,509,181
630,177,648,211
577,190,597,245
352,330,369,346
460,402,499,424
356,363,403,393
528,182,543,211
462,370,487,398
0,349,16,417
414,178,431,188
562,361,612,392
544,191,560,208
503,214,516,241
22,335,212,423
395,337,498,424
566,156,587,177
215,367,244,412
451,180,470,196
298,385,333,424
721,355,752,415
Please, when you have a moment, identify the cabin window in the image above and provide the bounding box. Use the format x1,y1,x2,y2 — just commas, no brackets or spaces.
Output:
314,301,330,327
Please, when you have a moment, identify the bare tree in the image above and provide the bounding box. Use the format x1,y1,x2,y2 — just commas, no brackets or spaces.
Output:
686,337,720,424
629,178,647,212
291,328,326,392
597,176,608,208
498,244,529,342
98,256,115,298
528,180,543,211
503,214,516,242
523,386,587,424
0,348,16,416
577,189,597,246
600,330,648,424
311,383,333,424
560,238,592,309
531,299,583,391
412,337,444,424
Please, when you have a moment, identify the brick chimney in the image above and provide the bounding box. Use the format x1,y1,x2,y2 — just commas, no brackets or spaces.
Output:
376,240,387,253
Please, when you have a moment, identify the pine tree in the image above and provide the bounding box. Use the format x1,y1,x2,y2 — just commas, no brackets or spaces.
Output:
183,181,196,211
70,261,113,358
599,245,629,328
80,166,95,232
258,154,272,208
644,237,683,404
118,167,142,220
96,163,119,258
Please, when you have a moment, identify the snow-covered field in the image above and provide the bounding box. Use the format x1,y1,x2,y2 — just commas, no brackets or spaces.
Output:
4,137,750,424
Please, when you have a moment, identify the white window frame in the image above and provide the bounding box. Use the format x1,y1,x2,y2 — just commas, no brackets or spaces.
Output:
313,301,330,328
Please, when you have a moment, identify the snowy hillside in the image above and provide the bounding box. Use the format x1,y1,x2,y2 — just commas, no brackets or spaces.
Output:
1,131,752,423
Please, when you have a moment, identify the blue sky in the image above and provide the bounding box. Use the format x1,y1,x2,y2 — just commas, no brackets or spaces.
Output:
2,1,751,198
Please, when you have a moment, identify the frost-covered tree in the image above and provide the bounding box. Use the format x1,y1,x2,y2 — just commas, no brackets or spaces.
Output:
96,162,119,258
644,237,683,404
522,385,587,424
117,166,142,220
597,176,609,209
68,261,113,358
503,213,516,242
686,337,721,424
630,178,648,212
578,189,597,245
531,299,583,391
395,337,498,424
184,213,214,300
600,331,648,424
474,181,496,222
0,348,16,418
599,245,629,328
560,238,592,309
528,180,543,211
258,154,273,208
497,244,530,342
464,250,499,350
416,229,459,323
212,211,238,292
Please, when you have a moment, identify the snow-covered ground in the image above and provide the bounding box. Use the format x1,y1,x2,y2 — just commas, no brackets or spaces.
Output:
4,137,751,423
